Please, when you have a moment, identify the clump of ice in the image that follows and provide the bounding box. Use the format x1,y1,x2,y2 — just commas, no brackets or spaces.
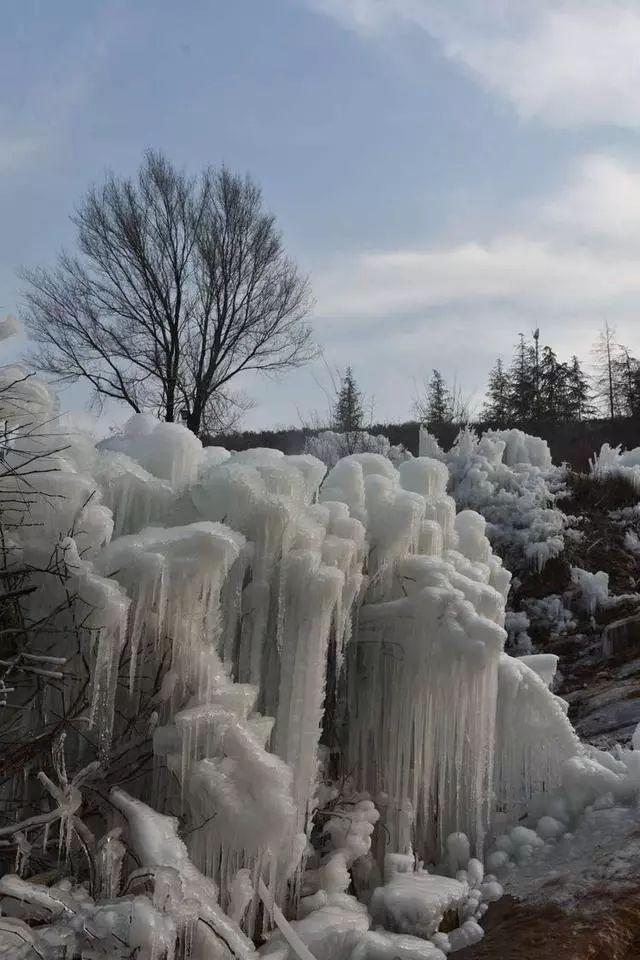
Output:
570,567,610,615
370,872,466,938
590,442,640,490
99,415,205,488
518,654,559,689
494,654,580,820
487,429,553,471
419,427,566,576
504,610,532,652
305,430,411,469
521,595,577,642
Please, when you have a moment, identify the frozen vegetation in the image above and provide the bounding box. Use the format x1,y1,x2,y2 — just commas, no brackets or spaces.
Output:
591,440,640,492
304,431,410,469
2,361,640,959
418,427,566,575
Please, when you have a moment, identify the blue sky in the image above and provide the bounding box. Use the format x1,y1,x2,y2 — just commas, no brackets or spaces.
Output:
3,0,640,430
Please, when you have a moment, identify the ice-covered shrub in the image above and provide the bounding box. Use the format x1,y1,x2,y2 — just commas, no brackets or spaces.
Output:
419,427,566,575
305,430,411,469
590,442,640,491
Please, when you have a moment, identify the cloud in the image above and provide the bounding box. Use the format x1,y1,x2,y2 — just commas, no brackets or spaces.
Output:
542,153,640,244
304,0,640,128
317,237,640,320
310,151,640,394
0,135,43,174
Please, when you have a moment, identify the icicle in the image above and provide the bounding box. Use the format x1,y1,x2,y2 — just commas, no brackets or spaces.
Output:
341,458,506,859
274,551,343,833
95,828,127,900
493,654,580,820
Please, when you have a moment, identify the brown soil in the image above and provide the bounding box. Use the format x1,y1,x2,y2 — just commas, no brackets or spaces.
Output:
457,893,640,960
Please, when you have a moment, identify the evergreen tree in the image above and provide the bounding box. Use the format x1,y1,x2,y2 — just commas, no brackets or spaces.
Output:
509,334,536,421
482,359,512,424
538,345,565,420
615,348,640,417
566,355,594,421
485,338,595,425
333,366,364,433
423,369,452,427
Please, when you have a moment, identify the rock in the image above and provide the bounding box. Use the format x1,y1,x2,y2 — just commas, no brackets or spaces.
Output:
602,615,640,661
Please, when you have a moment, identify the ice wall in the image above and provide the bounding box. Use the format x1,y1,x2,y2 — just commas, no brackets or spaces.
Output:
494,654,580,819
321,455,510,857
0,377,588,952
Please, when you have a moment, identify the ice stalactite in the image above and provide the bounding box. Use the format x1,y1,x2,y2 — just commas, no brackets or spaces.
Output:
493,654,580,821
95,520,304,912
94,440,373,925
94,521,245,698
165,446,368,863
170,452,318,691
274,550,344,834
95,451,175,538
0,391,132,759
111,788,256,960
319,456,511,859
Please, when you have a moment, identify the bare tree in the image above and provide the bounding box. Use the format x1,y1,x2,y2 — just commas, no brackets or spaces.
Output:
592,322,622,421
22,151,316,436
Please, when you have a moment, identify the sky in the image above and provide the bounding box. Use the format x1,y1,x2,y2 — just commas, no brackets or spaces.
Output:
3,0,640,430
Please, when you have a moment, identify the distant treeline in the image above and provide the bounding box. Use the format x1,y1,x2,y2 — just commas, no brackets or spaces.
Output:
208,326,640,469
208,417,640,472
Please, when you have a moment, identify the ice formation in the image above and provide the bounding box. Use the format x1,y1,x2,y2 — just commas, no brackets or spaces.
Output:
570,566,610,615
590,441,640,490
494,654,579,819
419,427,565,575
304,430,410,469
487,429,552,471
2,362,634,959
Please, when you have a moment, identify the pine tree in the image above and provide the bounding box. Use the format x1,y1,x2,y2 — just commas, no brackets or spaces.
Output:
566,355,594,421
509,334,536,421
615,348,640,417
423,369,452,427
538,345,564,420
333,366,364,434
482,359,512,424
486,339,594,425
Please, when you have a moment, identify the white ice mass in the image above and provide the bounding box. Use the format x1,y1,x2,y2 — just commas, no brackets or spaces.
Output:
2,368,640,959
